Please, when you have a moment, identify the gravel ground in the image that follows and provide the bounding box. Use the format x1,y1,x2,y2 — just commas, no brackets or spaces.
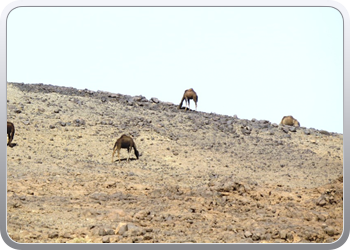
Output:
6,82,343,243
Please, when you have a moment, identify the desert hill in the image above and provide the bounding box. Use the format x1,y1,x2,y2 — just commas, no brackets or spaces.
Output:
6,82,343,243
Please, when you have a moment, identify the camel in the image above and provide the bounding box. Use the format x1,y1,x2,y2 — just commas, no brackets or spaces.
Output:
178,88,198,111
112,134,139,163
7,121,15,147
280,115,300,127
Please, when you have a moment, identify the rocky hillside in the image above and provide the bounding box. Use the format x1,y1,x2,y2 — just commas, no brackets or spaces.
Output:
6,82,343,243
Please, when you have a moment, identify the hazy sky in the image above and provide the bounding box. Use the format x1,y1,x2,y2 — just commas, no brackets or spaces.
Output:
7,7,343,133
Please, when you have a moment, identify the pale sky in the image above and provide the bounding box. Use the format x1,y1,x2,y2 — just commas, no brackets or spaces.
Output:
7,7,343,133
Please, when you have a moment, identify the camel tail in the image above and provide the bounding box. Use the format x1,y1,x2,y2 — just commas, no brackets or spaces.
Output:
133,146,139,159
178,97,185,109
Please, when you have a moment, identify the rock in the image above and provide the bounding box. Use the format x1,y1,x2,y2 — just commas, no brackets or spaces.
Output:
98,228,107,236
279,230,288,239
127,224,145,236
252,231,263,241
61,232,73,239
150,97,160,103
282,127,289,133
324,226,335,236
105,181,116,188
289,126,297,132
126,97,134,105
48,232,59,239
241,126,252,135
319,130,330,136
90,192,109,201
143,235,153,240
134,210,150,220
115,223,128,235
102,236,110,243
74,119,86,126
244,231,252,238
316,196,327,206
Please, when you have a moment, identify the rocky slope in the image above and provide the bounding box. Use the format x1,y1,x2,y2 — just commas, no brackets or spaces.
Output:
6,82,343,243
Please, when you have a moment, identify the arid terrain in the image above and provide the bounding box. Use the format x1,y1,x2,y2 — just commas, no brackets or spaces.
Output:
6,82,343,243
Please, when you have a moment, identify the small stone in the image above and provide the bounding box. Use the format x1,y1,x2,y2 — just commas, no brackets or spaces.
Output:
105,181,116,188
48,232,59,239
102,236,110,243
319,130,330,136
324,226,335,236
316,196,327,206
289,126,297,132
244,231,252,238
115,223,128,235
150,97,160,103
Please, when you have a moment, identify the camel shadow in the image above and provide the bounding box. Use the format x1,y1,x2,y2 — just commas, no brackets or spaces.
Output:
178,107,196,112
113,157,138,163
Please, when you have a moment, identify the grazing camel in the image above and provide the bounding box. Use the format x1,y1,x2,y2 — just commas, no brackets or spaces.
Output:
178,88,198,111
280,116,300,127
7,121,15,147
112,134,139,163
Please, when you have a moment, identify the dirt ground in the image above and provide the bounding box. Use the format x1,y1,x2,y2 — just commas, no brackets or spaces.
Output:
6,82,343,243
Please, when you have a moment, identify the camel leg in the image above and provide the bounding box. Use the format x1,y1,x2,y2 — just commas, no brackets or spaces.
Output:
127,147,131,162
112,147,117,163
118,149,121,163
7,132,13,146
195,102,197,111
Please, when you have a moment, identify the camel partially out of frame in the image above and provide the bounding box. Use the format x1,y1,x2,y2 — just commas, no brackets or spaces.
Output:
280,115,300,127
178,88,198,111
112,134,139,163
7,121,15,147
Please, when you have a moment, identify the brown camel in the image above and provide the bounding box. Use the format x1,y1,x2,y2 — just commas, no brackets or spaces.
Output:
178,88,198,111
7,121,15,147
280,116,300,127
112,134,139,163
